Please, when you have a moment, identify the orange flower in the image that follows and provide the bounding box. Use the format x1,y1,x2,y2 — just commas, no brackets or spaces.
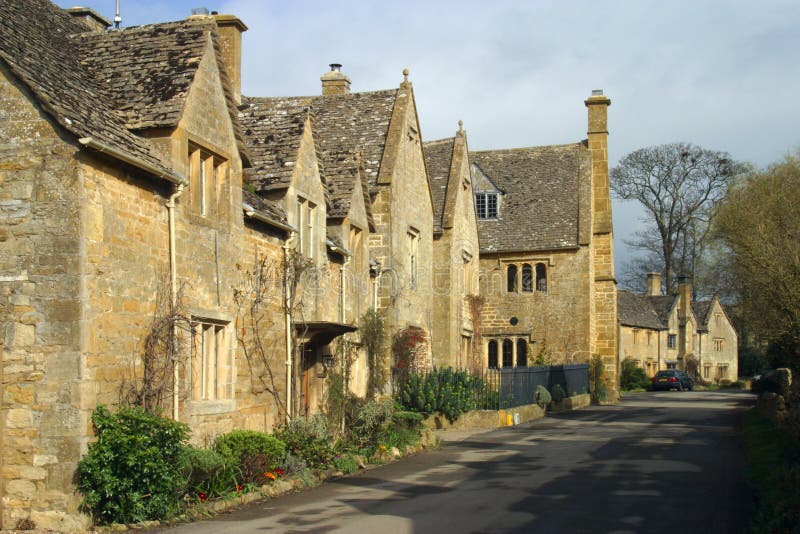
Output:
275,468,284,477
264,471,277,481
235,484,243,492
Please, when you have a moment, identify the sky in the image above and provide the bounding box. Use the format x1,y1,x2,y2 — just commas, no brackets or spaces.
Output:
57,0,800,273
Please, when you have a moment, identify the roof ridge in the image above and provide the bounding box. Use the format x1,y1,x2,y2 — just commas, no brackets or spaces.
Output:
423,137,456,147
471,141,584,154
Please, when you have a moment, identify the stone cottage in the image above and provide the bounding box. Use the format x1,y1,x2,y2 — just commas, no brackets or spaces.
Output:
0,0,618,529
468,92,618,382
0,2,300,528
618,273,738,381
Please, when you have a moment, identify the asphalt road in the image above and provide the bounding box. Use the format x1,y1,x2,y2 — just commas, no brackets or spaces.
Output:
158,390,754,534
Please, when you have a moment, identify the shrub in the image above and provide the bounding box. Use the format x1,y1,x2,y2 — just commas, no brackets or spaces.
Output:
179,446,227,497
589,354,610,403
620,358,650,391
332,454,360,474
551,384,566,403
534,385,552,406
350,399,395,448
396,367,489,422
213,430,286,485
76,405,189,524
274,414,336,469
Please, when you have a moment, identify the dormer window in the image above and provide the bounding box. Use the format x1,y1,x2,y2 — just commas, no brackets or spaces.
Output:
475,192,498,219
189,143,226,218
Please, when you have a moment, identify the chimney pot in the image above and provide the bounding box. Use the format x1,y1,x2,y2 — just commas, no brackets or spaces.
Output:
330,63,342,72
191,7,210,15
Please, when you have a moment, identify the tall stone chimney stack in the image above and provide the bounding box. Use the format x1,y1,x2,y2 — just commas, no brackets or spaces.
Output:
213,14,248,106
585,89,618,396
585,89,612,234
66,7,111,31
321,64,351,95
646,272,662,296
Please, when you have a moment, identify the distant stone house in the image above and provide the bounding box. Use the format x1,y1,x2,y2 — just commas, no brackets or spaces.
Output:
468,93,618,381
617,273,738,380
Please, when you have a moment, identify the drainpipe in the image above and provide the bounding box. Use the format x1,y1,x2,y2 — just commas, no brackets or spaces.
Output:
371,264,382,311
283,231,296,423
340,255,351,323
167,184,185,421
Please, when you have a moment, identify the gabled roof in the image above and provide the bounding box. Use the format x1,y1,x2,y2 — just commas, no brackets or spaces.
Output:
240,89,397,224
692,300,712,329
311,89,399,188
239,97,313,192
423,137,456,233
0,0,172,176
648,295,678,324
618,291,667,330
75,20,211,130
469,142,587,253
75,18,250,164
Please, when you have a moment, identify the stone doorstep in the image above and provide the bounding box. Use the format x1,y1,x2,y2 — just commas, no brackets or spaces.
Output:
87,434,439,532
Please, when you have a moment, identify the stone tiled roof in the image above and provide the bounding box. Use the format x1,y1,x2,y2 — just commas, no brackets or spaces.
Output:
648,295,678,324
470,143,587,253
242,189,288,226
75,18,250,164
618,291,666,330
75,20,210,130
423,137,456,232
239,97,313,192
0,0,172,175
691,300,714,331
311,89,398,189
240,89,396,222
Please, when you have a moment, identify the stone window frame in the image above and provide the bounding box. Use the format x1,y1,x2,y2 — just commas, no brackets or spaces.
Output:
713,338,724,352
632,329,640,345
475,192,499,220
188,314,234,404
486,336,530,369
188,142,227,219
717,364,729,380
408,226,420,289
295,195,317,260
667,333,677,349
505,261,548,294
462,250,474,296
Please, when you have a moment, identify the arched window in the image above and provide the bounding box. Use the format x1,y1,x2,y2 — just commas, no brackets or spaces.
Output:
502,339,514,367
536,263,547,292
516,339,527,367
521,264,533,292
488,340,498,369
507,264,518,292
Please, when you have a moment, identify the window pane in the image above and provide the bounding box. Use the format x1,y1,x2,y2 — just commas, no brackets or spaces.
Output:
516,339,527,367
521,264,533,292
486,194,497,218
488,340,498,369
502,339,513,367
507,264,517,292
536,263,547,292
475,193,486,219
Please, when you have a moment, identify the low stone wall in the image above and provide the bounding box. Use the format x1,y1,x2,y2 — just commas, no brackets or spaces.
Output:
549,393,591,413
422,394,590,432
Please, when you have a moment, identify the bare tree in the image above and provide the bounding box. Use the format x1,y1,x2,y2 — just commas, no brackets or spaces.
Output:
611,143,746,293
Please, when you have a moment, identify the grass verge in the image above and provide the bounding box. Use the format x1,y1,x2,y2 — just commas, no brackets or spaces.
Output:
742,408,800,533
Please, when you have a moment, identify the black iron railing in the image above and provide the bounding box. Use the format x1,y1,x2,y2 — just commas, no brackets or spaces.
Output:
392,364,589,412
